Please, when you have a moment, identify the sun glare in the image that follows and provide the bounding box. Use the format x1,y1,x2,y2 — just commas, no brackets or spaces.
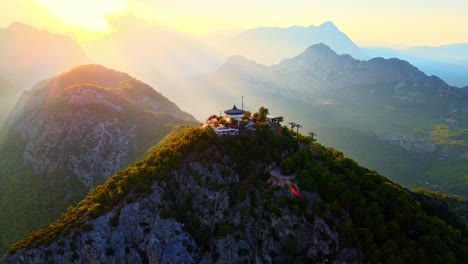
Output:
36,0,126,30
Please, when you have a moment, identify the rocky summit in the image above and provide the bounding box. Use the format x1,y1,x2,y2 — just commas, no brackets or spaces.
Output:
0,64,197,253
5,64,195,187
2,126,466,263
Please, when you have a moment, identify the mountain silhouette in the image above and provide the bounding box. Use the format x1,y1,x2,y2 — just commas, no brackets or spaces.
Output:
0,22,89,89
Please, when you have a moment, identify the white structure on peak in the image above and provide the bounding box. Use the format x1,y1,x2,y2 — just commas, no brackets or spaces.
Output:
224,105,245,120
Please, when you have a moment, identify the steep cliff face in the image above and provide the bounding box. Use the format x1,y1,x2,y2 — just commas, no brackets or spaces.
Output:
1,128,359,263
5,64,195,187
2,155,351,263
3,127,466,263
14,104,137,187
0,65,197,253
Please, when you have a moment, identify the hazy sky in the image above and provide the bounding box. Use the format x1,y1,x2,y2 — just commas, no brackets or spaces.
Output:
1,0,467,46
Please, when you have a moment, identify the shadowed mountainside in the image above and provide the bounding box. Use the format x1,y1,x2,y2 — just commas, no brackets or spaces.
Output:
0,64,197,253
2,126,466,263
0,77,18,126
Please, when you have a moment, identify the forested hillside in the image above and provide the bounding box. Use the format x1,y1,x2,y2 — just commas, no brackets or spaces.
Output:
0,65,197,253
180,43,468,197
3,117,466,263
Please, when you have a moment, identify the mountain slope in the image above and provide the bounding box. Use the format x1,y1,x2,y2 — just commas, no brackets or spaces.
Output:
0,77,18,126
0,22,89,89
0,65,197,253
174,43,467,197
227,21,368,65
269,43,464,96
2,126,466,263
363,46,468,87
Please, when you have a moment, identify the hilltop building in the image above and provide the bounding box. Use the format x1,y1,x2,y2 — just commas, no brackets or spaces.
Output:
224,105,245,120
203,104,285,137
201,104,252,136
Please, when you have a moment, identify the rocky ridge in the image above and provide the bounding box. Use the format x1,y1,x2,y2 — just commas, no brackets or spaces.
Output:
1,128,363,263
3,127,465,263
5,64,195,187
0,64,197,253
229,21,368,65
2,157,353,263
222,43,467,101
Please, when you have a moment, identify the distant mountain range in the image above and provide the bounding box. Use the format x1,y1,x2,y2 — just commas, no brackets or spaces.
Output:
224,21,368,65
176,43,467,197
1,20,465,98
83,19,371,103
0,22,89,89
363,44,468,87
0,65,197,253
223,23,468,87
182,43,466,119
270,43,466,98
407,43,468,62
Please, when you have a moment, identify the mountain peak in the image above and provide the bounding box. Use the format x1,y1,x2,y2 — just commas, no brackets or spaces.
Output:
5,21,51,37
3,65,196,200
229,21,367,64
32,64,132,95
224,55,252,65
10,64,195,125
318,21,338,30
221,55,267,74
59,64,129,81
280,43,344,65
274,42,445,88
6,21,34,31
303,43,337,55
277,43,356,74
0,65,197,252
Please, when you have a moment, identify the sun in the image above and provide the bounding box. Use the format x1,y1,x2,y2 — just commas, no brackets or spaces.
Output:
36,0,127,30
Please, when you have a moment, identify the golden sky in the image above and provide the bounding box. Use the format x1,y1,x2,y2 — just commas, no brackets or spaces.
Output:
1,0,467,46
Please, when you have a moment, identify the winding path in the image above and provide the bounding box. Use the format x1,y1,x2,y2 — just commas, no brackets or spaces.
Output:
270,167,296,179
